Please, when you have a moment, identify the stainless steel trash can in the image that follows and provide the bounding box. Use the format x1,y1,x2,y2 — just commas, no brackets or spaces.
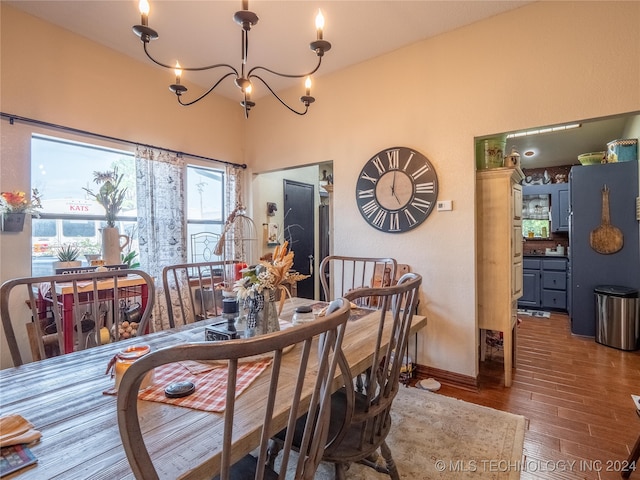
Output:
594,286,639,351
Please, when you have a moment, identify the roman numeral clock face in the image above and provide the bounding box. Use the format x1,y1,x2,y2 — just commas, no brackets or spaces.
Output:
356,147,438,233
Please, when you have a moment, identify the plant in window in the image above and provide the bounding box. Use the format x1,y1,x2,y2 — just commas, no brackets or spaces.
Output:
121,250,140,269
56,244,81,262
83,168,127,227
0,189,43,216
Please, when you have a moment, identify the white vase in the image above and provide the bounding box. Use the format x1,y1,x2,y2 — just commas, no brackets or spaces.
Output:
102,227,130,265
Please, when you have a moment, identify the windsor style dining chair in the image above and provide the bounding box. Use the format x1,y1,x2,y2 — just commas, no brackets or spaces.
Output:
270,273,422,480
0,269,155,366
161,260,239,328
117,298,351,480
319,255,398,307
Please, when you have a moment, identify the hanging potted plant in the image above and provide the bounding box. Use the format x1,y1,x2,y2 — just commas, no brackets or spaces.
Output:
0,189,42,232
83,168,130,265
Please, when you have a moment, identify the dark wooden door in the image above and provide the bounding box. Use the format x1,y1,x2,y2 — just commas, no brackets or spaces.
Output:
283,180,315,299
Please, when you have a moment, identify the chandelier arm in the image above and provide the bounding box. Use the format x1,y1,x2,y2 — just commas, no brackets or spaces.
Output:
250,75,309,116
176,72,238,107
247,55,323,80
143,43,239,75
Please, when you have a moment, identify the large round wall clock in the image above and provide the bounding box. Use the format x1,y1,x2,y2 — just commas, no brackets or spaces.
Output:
355,146,438,233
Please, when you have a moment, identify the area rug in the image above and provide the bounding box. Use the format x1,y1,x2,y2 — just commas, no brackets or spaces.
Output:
296,386,526,479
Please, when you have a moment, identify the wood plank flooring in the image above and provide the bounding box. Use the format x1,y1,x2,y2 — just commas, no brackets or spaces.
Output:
434,312,640,480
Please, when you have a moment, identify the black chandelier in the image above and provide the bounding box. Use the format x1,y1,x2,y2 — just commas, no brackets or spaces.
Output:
132,0,332,118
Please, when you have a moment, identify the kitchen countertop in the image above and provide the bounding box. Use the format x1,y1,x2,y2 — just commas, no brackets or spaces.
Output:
524,254,568,258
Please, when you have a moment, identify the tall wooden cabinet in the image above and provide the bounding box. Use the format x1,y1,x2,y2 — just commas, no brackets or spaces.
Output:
477,167,524,387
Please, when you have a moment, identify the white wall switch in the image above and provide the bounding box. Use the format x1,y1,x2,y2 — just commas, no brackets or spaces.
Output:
437,200,453,211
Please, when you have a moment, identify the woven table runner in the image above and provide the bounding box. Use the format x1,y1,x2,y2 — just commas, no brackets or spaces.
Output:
137,359,271,412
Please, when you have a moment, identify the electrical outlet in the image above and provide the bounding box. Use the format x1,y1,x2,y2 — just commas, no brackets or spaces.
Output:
437,200,452,211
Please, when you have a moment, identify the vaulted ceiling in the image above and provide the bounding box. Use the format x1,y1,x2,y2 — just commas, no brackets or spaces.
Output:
5,1,637,167
6,0,531,98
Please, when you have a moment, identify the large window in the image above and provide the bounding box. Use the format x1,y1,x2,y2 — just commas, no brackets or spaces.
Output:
186,165,225,263
31,135,137,275
30,135,228,275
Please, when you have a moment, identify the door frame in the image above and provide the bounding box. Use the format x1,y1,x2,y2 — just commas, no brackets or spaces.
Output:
251,163,333,300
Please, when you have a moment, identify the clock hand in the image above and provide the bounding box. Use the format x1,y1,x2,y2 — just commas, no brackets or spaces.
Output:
390,172,402,204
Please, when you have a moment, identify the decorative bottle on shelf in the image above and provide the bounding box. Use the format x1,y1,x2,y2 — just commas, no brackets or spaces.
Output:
505,147,521,168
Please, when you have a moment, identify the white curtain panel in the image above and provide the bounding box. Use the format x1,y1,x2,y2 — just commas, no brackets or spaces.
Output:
134,149,243,331
135,146,186,330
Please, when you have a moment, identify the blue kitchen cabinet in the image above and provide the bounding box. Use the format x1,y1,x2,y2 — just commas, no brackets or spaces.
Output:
551,184,570,232
541,259,567,309
518,258,541,308
523,183,569,233
518,256,568,311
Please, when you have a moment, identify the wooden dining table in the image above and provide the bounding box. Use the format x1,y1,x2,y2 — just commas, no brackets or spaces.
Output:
0,297,426,479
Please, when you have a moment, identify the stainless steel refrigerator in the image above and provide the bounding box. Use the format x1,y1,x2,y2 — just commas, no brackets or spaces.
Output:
569,160,640,336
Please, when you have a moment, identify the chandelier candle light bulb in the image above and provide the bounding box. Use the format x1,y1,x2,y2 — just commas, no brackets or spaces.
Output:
316,10,324,40
139,0,149,26
174,62,182,84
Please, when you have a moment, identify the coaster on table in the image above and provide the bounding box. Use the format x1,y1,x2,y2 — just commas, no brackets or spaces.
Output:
165,381,196,398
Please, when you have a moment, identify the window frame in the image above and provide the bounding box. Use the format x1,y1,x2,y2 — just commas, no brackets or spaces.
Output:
185,164,226,264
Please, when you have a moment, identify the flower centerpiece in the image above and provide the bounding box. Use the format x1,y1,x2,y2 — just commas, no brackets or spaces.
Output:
1,189,42,232
234,241,309,335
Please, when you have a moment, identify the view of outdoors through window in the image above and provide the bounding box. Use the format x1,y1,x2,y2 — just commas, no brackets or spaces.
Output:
30,135,227,275
522,219,551,239
30,135,137,275
186,166,225,263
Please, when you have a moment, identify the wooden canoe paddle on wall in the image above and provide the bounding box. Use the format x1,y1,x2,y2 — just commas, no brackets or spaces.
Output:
590,185,623,254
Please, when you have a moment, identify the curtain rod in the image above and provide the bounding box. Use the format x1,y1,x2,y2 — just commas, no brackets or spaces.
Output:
0,112,247,169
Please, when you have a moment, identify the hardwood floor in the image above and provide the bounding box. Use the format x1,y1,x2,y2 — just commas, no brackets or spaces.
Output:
434,312,640,480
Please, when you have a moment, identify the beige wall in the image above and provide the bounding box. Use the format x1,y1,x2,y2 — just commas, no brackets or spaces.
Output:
0,5,245,160
0,5,245,367
245,1,640,378
1,2,639,375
